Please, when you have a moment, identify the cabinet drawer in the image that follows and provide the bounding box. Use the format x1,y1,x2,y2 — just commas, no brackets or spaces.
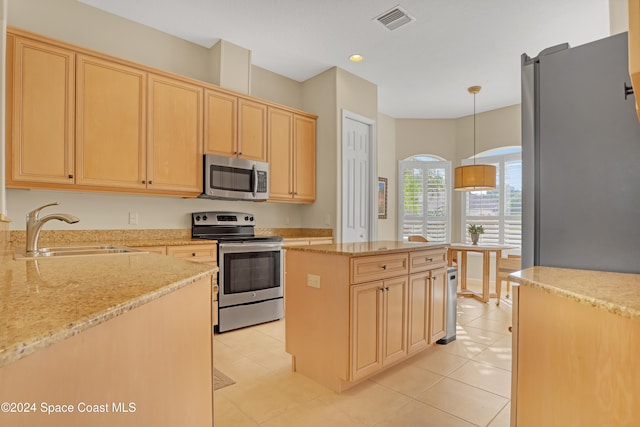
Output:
409,249,447,273
167,244,216,263
351,253,409,284
142,245,167,255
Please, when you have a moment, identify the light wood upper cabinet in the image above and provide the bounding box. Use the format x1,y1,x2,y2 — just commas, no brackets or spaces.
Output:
292,114,316,202
6,27,316,198
204,92,267,162
147,73,203,194
7,35,75,186
203,89,237,156
268,107,316,203
238,98,267,161
268,108,294,200
75,54,147,190
630,0,640,120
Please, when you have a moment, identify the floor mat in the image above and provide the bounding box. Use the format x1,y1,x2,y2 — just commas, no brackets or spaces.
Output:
213,368,236,391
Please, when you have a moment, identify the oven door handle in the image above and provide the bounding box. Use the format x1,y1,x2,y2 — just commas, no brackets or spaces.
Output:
219,242,283,253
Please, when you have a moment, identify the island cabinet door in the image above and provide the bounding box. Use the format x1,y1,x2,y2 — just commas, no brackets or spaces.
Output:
381,276,408,365
350,277,408,381
407,272,430,354
350,281,384,381
428,267,447,343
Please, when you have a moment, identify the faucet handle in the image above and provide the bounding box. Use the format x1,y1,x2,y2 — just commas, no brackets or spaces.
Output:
27,202,60,220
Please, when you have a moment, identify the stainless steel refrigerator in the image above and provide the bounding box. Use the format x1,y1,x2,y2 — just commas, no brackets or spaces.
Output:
521,32,640,274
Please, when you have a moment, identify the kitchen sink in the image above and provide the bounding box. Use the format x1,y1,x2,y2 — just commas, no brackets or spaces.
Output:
14,244,147,260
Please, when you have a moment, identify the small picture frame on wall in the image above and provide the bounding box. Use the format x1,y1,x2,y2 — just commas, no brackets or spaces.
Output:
377,177,388,219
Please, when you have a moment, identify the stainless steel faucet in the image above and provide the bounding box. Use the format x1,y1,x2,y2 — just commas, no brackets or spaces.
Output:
26,202,80,254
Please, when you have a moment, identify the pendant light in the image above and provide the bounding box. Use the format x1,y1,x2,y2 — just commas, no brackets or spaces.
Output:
454,86,497,191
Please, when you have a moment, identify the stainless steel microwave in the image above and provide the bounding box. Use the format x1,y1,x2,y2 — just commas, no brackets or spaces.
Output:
200,154,269,201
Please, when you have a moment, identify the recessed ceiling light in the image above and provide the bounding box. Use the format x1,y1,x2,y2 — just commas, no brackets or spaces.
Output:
349,54,364,62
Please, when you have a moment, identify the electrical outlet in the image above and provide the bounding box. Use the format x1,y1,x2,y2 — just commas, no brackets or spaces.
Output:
307,274,321,289
129,212,138,225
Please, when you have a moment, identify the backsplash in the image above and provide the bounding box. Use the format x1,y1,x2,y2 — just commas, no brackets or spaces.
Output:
9,228,333,246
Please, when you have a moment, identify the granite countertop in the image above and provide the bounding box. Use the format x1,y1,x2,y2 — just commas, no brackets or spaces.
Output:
510,266,640,320
0,250,217,368
285,240,447,256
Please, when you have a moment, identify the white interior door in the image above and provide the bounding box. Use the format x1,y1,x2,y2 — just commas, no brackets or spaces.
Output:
342,111,376,243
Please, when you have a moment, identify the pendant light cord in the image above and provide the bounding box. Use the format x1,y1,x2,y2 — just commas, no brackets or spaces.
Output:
473,92,476,166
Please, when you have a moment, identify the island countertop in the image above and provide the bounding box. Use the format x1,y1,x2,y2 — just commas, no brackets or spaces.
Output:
0,250,216,368
510,266,640,320
284,240,447,256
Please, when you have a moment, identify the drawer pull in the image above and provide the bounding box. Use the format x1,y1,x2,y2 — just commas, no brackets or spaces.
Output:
426,257,433,262
192,253,196,256
381,265,387,270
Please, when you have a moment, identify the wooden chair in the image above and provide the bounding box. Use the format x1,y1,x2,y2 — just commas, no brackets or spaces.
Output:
408,235,428,242
496,255,521,305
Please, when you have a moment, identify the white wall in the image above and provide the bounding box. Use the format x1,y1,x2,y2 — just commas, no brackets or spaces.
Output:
300,68,338,234
6,189,302,230
376,113,396,240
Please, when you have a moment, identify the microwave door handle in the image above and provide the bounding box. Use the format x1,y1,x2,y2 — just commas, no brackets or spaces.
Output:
252,164,257,197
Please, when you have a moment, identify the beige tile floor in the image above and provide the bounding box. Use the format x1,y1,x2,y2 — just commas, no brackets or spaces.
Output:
214,282,513,427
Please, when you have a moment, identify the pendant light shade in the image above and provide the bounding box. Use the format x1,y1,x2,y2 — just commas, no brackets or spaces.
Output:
454,164,496,191
454,86,497,191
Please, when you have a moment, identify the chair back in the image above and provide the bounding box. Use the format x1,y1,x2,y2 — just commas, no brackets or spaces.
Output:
408,235,428,242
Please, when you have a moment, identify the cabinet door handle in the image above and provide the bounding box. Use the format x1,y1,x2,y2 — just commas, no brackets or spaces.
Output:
148,180,153,185
192,253,196,257
68,174,73,179
381,265,387,270
141,180,146,184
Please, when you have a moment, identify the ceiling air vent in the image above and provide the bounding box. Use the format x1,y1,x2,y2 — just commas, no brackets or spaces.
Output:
375,6,415,31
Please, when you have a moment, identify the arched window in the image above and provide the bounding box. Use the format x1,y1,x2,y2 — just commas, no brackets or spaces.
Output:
398,154,452,242
461,146,522,248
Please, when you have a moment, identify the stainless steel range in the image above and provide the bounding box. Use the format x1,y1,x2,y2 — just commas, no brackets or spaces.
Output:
192,211,283,332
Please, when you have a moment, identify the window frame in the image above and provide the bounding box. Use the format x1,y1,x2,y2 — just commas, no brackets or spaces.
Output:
397,157,452,243
460,150,522,249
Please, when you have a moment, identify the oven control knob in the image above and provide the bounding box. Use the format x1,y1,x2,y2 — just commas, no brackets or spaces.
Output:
250,216,254,222
203,215,208,221
195,215,201,221
244,216,249,221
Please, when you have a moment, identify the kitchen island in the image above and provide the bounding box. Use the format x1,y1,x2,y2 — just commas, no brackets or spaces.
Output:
0,248,216,426
285,241,448,392
510,267,640,427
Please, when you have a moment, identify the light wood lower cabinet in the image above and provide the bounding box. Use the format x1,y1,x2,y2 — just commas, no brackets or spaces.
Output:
166,244,218,327
350,277,408,381
283,237,333,246
285,245,447,392
511,284,640,426
139,243,218,326
0,277,213,427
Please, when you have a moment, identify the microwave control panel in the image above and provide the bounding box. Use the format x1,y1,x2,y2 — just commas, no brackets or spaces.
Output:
256,171,267,193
